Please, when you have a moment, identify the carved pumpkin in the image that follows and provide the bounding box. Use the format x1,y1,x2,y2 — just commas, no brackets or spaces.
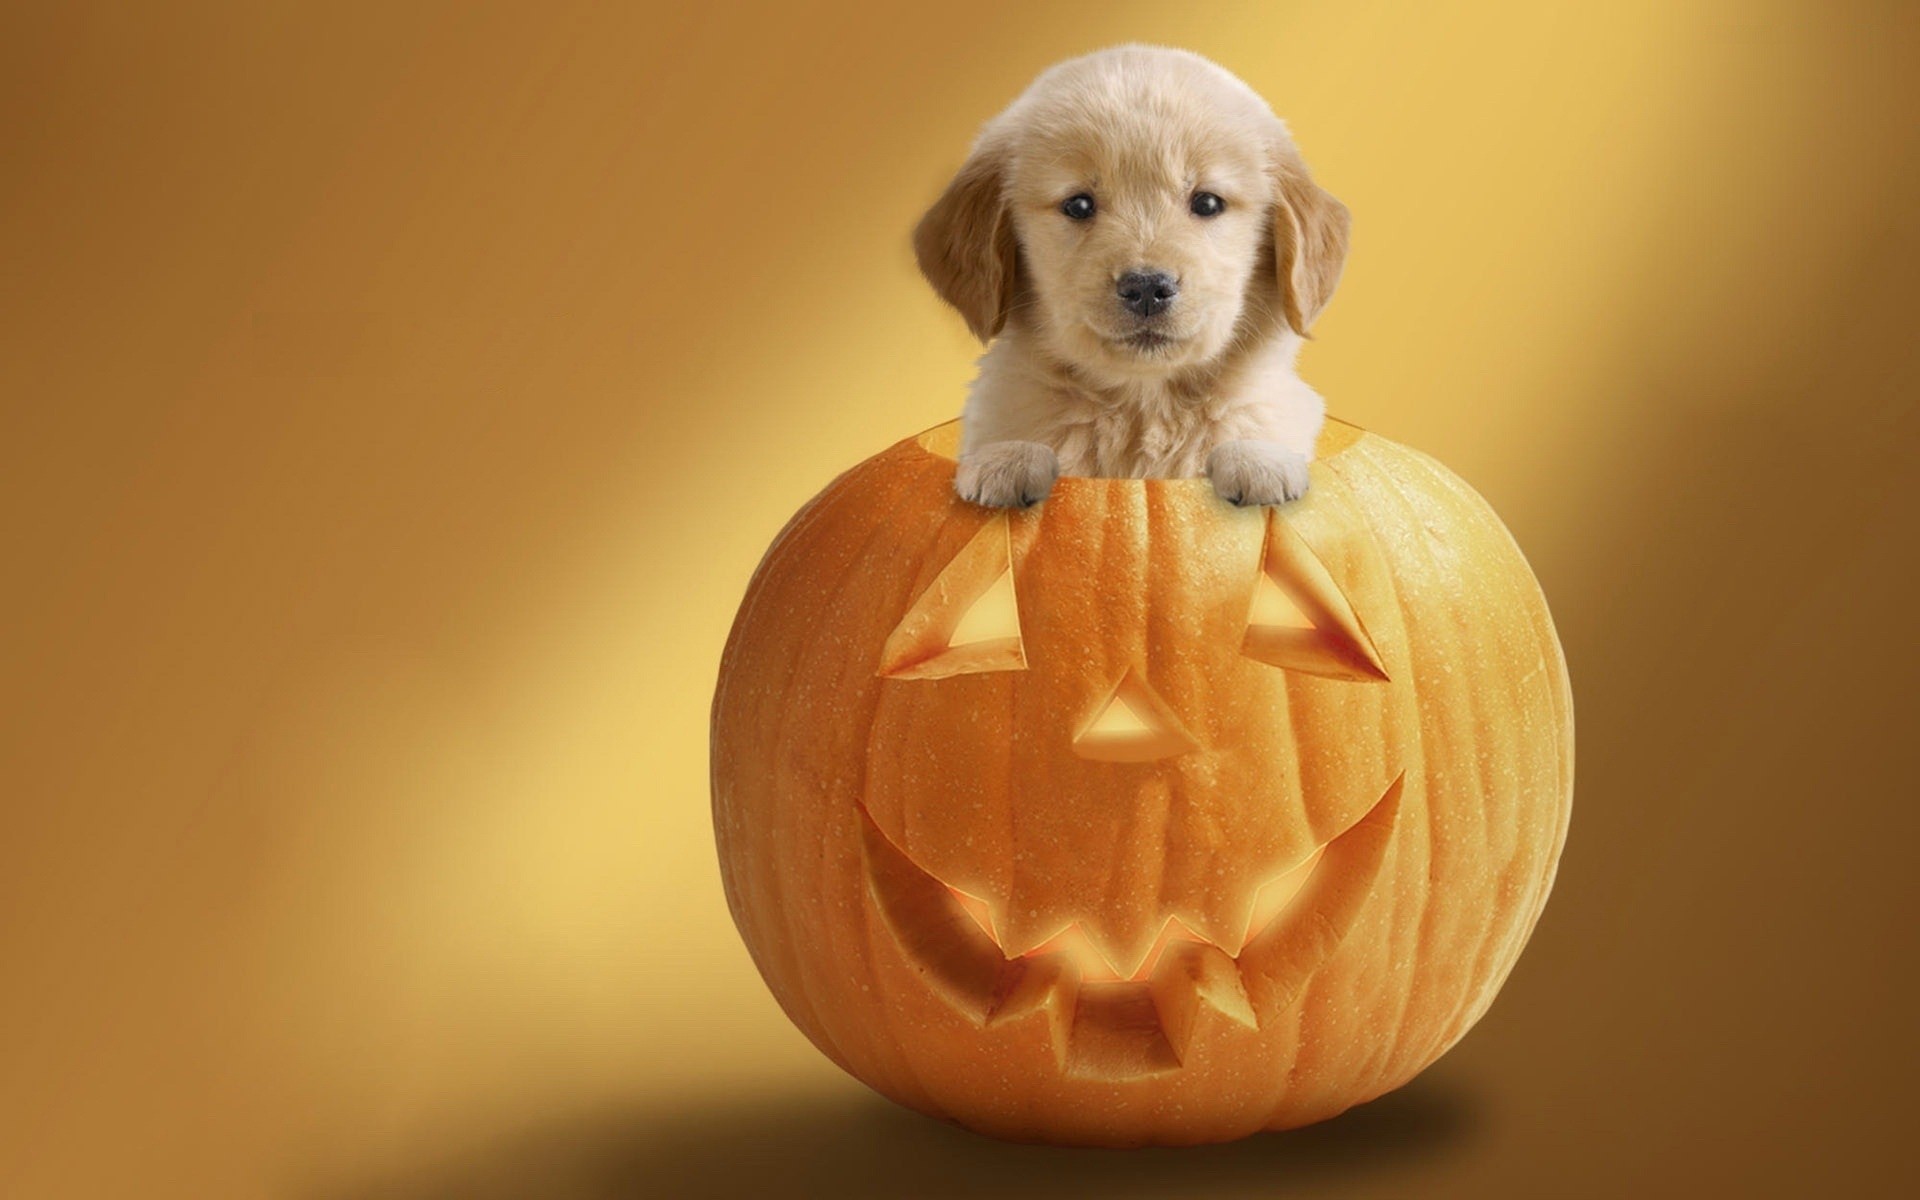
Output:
710,416,1573,1146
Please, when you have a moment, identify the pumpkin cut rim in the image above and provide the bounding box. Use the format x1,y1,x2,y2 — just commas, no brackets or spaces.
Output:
904,415,1370,484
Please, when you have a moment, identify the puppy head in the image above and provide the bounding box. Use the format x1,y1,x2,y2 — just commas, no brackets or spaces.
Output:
914,45,1349,380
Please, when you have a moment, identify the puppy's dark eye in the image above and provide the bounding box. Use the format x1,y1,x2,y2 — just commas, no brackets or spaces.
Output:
1191,192,1225,218
1061,194,1096,220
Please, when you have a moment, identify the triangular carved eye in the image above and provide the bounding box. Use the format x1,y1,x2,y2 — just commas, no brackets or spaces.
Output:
878,513,1026,679
1241,513,1388,682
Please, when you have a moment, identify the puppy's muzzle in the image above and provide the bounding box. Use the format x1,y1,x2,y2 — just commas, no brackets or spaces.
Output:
1116,269,1179,318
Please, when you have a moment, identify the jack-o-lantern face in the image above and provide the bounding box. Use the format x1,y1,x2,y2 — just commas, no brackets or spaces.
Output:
861,507,1403,1081
711,418,1573,1146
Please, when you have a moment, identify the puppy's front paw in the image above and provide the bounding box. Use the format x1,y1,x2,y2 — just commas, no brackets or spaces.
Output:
956,440,1059,508
1208,439,1311,506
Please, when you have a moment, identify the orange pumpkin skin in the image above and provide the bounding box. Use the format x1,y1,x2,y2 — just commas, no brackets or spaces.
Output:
710,418,1573,1146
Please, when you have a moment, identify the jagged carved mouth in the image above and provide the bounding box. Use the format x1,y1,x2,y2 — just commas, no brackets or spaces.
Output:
858,773,1404,1081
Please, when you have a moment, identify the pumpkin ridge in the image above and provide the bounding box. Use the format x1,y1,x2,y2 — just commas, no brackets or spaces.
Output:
713,456,899,1055
1331,439,1442,1091
1382,435,1553,1075
1395,443,1504,1065
1392,440,1547,1061
784,465,931,1074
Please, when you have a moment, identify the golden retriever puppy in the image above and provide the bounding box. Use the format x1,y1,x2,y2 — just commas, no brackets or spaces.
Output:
913,44,1350,508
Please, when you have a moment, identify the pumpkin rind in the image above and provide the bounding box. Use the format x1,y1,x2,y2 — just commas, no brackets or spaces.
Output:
710,418,1573,1146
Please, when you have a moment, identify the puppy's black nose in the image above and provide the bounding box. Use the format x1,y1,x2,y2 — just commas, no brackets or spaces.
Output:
1116,270,1179,318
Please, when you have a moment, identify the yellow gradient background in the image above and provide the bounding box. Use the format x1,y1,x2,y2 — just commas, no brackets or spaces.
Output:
2,3,1914,1197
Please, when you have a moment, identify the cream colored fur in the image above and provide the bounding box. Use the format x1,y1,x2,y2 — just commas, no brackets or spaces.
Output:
913,44,1350,508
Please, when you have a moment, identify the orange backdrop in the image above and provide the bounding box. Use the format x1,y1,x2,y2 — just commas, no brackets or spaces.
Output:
2,3,1915,1196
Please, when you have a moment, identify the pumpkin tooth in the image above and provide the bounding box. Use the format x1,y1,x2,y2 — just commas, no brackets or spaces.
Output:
987,954,1077,1028
1127,915,1210,981
1151,941,1258,1062
1011,923,1115,980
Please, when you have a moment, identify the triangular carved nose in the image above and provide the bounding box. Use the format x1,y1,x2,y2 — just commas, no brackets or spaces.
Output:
1072,668,1199,762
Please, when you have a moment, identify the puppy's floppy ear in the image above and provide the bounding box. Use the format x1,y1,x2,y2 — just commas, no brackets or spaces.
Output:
1267,134,1351,337
913,133,1019,344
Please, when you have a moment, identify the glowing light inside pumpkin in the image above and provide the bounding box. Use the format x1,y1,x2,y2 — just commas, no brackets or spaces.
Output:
1241,515,1391,682
1020,916,1220,983
877,513,1026,679
1083,691,1153,737
1247,569,1316,629
1072,668,1200,762
948,885,999,941
1238,844,1327,952
949,565,1019,646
